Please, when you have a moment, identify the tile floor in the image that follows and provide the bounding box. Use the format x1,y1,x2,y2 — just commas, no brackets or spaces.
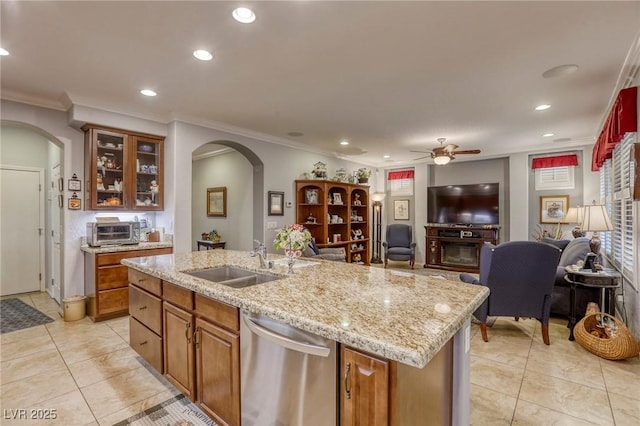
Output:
0,292,638,425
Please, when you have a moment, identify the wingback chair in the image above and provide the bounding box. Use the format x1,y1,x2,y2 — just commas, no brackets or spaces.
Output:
382,224,416,268
459,241,561,345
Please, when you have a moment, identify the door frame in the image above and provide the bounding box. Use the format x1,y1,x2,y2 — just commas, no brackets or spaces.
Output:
0,164,46,293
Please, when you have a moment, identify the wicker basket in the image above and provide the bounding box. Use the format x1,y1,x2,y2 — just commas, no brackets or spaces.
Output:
574,313,640,360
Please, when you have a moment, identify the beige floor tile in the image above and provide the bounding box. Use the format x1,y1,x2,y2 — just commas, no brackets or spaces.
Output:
80,366,170,420
0,333,57,362
0,368,77,410
470,355,525,397
526,343,606,390
68,346,143,388
95,389,177,425
0,324,50,346
0,348,66,385
518,372,614,425
3,389,98,426
600,357,640,400
610,391,640,425
470,383,517,426
512,400,600,425
104,316,130,343
56,333,129,365
470,322,533,368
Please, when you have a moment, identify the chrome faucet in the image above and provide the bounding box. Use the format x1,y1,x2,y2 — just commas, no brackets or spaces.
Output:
251,240,268,269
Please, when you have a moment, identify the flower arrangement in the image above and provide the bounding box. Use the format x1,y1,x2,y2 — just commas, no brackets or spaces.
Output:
274,224,311,254
356,168,371,179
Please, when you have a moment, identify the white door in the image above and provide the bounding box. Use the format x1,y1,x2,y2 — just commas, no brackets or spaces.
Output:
50,164,62,303
0,167,44,296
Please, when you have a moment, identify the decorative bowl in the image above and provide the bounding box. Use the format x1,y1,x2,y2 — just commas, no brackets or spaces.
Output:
139,144,153,152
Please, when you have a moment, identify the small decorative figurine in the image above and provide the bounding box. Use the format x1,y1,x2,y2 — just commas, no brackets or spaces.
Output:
353,193,361,205
150,180,159,202
96,173,105,190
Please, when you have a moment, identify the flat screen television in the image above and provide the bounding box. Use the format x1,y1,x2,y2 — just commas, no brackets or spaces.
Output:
427,183,499,225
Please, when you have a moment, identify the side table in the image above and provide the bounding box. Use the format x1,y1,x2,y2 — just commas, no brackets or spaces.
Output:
564,266,621,341
197,240,226,250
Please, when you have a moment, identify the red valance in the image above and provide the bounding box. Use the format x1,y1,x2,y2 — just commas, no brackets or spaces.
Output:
388,170,414,180
592,86,637,171
532,154,578,169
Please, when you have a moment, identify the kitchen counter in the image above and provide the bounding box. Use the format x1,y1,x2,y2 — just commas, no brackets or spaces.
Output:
81,241,173,254
122,249,488,368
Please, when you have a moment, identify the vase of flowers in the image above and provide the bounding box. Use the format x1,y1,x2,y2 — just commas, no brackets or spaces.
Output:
274,224,311,273
356,168,371,184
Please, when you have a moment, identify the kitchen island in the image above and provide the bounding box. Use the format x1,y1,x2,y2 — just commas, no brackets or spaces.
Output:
123,249,488,425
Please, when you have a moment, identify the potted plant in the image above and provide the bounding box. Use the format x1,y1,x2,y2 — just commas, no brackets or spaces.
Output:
209,230,221,242
356,168,371,184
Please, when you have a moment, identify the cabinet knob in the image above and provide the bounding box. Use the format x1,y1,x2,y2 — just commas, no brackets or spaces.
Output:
139,341,147,346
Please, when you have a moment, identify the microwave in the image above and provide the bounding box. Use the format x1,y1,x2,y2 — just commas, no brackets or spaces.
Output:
87,221,140,247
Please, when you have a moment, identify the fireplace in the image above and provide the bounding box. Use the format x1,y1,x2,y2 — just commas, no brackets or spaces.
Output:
440,241,479,268
424,225,500,273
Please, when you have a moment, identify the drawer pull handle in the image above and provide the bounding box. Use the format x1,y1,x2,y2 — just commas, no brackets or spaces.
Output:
193,326,199,348
185,322,191,343
140,341,147,346
139,306,147,310
138,278,145,283
344,362,351,400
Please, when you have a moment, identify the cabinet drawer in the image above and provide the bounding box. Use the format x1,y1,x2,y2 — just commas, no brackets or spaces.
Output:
163,282,193,311
98,287,129,315
98,247,173,267
129,317,163,373
129,285,162,335
128,269,161,296
195,294,239,332
97,265,128,290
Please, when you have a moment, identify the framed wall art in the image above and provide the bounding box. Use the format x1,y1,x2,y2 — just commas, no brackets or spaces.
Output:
207,187,227,217
539,195,569,223
394,199,410,220
268,191,284,215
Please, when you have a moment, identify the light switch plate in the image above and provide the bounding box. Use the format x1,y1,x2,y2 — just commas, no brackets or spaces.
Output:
267,221,278,229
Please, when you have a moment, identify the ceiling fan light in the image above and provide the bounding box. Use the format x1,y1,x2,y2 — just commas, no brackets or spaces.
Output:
433,155,451,165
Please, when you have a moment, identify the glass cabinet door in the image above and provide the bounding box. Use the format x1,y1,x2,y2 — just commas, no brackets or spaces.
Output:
133,136,163,210
94,129,127,209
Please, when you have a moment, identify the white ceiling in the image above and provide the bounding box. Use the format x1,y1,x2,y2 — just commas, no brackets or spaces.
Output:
2,1,639,167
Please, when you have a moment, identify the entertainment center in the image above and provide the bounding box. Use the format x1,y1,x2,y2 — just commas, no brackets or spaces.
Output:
424,225,499,273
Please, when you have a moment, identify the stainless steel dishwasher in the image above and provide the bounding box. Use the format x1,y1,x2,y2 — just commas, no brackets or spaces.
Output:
240,311,337,426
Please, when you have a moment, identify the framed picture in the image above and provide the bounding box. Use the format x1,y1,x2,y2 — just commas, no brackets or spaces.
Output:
68,194,81,210
394,200,410,220
68,177,81,192
207,187,227,217
333,193,343,205
305,188,319,204
540,195,569,223
268,191,284,215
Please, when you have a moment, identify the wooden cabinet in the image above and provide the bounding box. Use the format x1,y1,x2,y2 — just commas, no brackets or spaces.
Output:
424,225,499,273
83,124,164,210
163,300,196,399
295,180,370,264
85,247,171,321
129,269,164,372
341,347,390,426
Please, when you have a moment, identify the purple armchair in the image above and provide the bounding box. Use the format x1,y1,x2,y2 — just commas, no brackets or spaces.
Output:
460,241,562,345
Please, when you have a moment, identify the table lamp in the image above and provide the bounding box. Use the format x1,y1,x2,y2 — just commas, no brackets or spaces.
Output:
564,206,586,238
580,204,613,270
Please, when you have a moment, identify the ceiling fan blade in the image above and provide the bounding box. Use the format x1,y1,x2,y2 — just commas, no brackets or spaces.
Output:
410,150,430,154
432,147,446,155
452,149,481,155
443,144,458,152
413,155,431,160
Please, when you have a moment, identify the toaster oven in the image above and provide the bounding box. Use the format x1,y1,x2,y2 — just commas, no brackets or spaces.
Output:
86,221,140,247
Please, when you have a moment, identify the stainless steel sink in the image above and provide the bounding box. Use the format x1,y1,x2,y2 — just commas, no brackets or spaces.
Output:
184,266,281,288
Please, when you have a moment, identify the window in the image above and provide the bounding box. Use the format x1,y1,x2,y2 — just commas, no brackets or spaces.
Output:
388,169,414,196
534,166,575,190
600,133,635,279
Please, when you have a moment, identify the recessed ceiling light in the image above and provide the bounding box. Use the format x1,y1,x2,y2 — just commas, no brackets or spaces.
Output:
535,104,551,111
542,64,579,79
232,7,256,23
193,49,213,61
543,133,555,137
383,155,390,158
140,89,157,97
340,140,349,145
0,48,9,56
553,137,572,143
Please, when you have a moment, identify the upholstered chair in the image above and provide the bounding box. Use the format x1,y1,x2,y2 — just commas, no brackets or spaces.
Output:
459,241,561,345
382,224,416,268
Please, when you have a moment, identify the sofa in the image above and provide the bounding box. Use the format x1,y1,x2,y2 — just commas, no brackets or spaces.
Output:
544,237,601,317
302,238,346,262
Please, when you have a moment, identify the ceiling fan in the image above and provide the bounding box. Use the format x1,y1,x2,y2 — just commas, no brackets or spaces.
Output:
411,138,481,165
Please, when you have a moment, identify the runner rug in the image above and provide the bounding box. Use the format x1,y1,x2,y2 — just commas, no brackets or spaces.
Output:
113,394,216,426
0,298,54,334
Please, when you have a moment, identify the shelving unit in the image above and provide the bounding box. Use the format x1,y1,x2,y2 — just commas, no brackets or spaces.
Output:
295,180,370,265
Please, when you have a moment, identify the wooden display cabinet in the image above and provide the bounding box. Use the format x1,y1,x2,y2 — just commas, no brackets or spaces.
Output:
424,225,499,273
295,180,370,265
83,124,164,210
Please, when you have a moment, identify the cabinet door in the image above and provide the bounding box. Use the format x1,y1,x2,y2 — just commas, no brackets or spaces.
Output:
163,301,195,399
86,128,128,209
194,318,240,426
132,136,163,210
341,347,389,426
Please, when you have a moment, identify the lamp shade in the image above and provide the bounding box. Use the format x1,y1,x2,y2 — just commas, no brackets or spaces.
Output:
370,192,386,202
433,155,451,165
564,207,584,224
581,204,613,232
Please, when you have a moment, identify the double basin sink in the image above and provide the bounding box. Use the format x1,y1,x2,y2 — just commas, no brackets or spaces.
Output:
184,266,281,289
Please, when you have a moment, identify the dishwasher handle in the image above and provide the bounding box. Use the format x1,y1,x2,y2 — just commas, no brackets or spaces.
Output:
242,312,331,357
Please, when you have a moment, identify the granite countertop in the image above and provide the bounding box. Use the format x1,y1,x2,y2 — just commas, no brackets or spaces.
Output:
122,250,488,368
81,241,173,254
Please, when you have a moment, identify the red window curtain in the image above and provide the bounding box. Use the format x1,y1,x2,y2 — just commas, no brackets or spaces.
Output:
388,170,414,180
592,86,638,171
531,154,578,169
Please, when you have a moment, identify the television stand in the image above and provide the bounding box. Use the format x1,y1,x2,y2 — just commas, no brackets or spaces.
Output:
424,225,499,273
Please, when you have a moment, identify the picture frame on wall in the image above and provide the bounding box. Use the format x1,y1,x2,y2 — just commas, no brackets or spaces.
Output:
68,193,81,210
540,195,569,223
207,187,227,217
68,177,81,192
268,191,284,215
394,200,410,220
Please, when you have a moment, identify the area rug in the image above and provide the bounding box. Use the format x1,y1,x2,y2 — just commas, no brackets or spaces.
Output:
113,394,216,426
0,298,54,334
